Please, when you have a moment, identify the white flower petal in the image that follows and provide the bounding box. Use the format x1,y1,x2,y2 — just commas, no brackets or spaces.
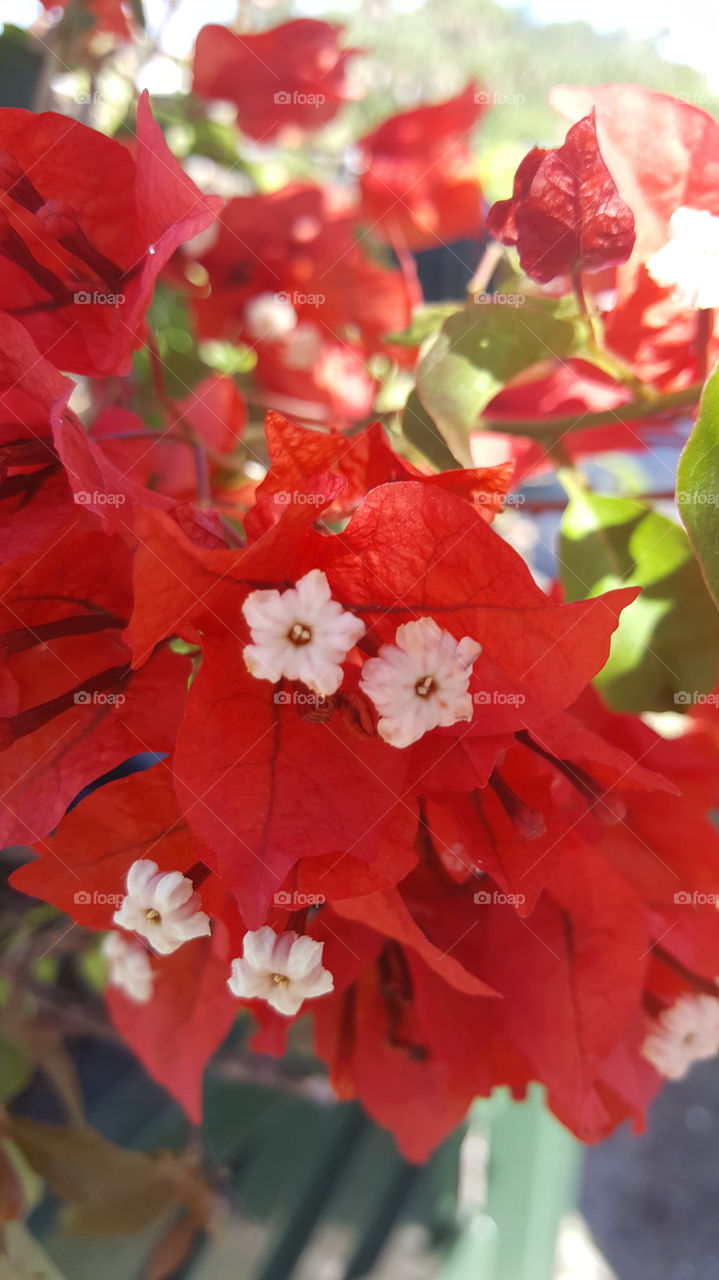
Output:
244,292,297,342
244,926,291,973
286,934,325,981
102,931,154,1004
227,957,274,1001
126,859,159,897
646,207,719,310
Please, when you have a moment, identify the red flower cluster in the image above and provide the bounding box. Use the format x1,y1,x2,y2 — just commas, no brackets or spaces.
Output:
0,94,220,377
193,21,360,141
358,86,486,250
4,66,719,1164
191,183,416,423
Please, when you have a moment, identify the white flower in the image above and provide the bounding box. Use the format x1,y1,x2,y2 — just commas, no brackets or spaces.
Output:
228,926,334,1016
646,207,719,310
242,569,365,697
113,859,211,956
641,992,719,1080
359,616,481,748
102,932,154,1004
244,291,298,341
283,323,323,370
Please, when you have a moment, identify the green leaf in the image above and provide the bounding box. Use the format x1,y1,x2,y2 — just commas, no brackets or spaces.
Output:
559,487,719,712
677,359,719,609
415,298,580,440
0,26,43,110
189,117,242,167
385,303,462,347
0,1222,66,1279
0,1035,32,1104
9,1117,178,1236
0,1138,43,1218
198,340,257,377
402,390,465,470
127,0,146,27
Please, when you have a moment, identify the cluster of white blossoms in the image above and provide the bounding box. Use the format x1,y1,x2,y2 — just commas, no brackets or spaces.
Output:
102,931,154,1004
106,864,333,1018
105,578,483,1016
641,992,719,1080
646,207,719,311
227,925,334,1016
242,570,482,747
113,859,211,956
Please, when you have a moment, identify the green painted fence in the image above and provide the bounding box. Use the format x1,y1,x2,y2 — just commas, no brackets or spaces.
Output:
31,1065,581,1279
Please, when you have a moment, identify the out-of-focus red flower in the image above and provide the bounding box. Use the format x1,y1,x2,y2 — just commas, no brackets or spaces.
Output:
192,20,360,141
358,87,485,250
604,267,717,391
487,113,635,283
60,372,248,523
107,923,237,1121
177,373,247,456
192,183,414,425
193,184,413,355
550,84,719,264
252,334,376,426
0,313,75,558
0,92,220,377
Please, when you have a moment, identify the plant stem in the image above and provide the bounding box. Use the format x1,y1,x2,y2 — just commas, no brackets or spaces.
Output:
572,266,599,346
481,381,703,439
697,307,714,380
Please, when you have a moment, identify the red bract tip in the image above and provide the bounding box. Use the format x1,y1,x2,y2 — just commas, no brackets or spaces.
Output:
487,111,636,283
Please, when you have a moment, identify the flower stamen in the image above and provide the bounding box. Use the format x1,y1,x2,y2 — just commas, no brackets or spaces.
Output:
415,674,436,698
288,622,312,646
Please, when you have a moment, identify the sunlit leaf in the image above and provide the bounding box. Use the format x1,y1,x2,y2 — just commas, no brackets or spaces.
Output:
415,299,580,441
9,1117,179,1236
560,485,719,710
0,1036,32,1104
0,1221,65,1278
677,360,719,610
385,303,462,347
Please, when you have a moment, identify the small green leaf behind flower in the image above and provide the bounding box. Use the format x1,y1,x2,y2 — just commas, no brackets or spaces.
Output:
560,484,719,711
677,359,719,610
410,298,581,463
